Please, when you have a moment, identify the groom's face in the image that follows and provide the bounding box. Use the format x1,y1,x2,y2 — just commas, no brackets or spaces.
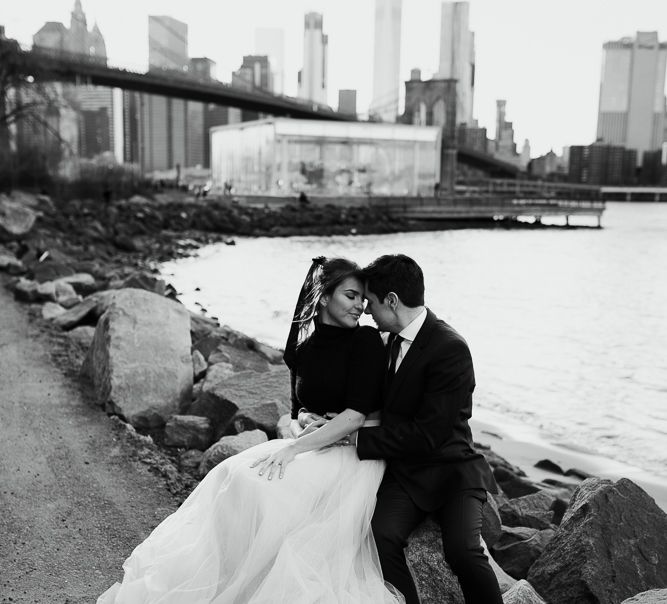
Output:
363,286,396,332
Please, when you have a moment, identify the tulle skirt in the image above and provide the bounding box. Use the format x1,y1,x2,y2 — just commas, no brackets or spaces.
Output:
97,435,403,603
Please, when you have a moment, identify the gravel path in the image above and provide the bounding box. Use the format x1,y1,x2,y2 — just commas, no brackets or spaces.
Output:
0,279,179,603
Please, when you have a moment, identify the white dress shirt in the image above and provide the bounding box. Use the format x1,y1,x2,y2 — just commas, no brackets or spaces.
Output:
388,307,427,372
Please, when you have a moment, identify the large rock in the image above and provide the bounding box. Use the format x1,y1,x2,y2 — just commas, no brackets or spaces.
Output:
81,289,193,428
194,335,270,373
498,490,558,530
0,252,24,274
492,526,555,579
502,580,546,604
199,430,268,476
164,415,214,450
191,366,290,437
179,449,204,474
621,589,667,603
66,325,96,349
42,302,66,320
55,272,97,296
189,311,220,343
0,197,37,241
192,349,207,382
406,520,516,603
118,272,167,296
31,261,76,283
53,290,118,330
528,478,667,604
482,493,503,548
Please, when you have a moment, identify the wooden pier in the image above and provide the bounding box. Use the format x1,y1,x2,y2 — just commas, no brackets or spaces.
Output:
234,179,606,227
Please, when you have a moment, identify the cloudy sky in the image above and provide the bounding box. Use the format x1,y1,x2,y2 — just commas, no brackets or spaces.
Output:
3,0,666,156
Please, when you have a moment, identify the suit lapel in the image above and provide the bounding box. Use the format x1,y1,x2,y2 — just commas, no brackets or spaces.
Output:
385,309,437,408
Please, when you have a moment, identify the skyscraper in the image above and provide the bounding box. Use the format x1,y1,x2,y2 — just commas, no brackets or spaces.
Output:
370,0,402,122
596,31,667,164
31,1,114,160
132,15,192,173
148,16,188,71
255,28,285,94
297,13,328,105
338,90,358,116
437,1,475,126
495,99,517,160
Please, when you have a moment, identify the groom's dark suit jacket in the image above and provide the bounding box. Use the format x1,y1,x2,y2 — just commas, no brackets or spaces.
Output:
357,309,497,511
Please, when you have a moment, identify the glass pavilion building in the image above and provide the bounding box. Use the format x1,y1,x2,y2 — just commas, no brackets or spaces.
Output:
210,118,441,197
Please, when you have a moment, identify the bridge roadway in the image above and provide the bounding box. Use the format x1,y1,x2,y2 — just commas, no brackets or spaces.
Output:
8,43,580,179
20,46,350,121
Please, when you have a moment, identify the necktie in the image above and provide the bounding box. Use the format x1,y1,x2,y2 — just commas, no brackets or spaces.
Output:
387,334,404,379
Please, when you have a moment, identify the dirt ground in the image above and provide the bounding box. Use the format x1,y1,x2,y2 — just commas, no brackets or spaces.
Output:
0,278,181,604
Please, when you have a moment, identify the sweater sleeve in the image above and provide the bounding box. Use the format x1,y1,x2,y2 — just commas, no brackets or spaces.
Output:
343,326,386,415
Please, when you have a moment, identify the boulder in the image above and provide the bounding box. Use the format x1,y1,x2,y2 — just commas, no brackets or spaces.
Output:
0,197,37,241
498,491,558,529
194,337,270,374
189,311,220,343
252,340,284,365
528,478,667,604
31,261,76,283
534,459,564,474
66,325,96,350
621,589,667,603
81,289,193,429
406,520,516,603
179,449,204,474
191,366,290,438
119,272,167,296
0,253,25,274
53,290,118,330
502,580,546,604
492,526,555,579
164,415,214,450
42,302,66,321
13,277,42,302
482,447,527,478
482,492,503,548
199,430,268,476
54,280,79,305
495,471,541,499
55,273,97,296
192,349,207,382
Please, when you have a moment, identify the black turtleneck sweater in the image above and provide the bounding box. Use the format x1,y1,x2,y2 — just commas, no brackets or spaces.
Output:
290,322,386,419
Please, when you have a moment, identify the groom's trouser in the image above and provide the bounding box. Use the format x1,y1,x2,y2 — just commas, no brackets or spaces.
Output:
371,474,503,604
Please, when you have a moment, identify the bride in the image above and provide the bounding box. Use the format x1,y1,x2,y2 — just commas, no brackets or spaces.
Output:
98,257,404,603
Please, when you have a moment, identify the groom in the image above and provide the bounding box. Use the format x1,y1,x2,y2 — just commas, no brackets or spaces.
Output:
352,254,502,604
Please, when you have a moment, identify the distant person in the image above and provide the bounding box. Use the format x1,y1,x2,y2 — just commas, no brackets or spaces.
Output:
298,191,310,206
97,258,403,603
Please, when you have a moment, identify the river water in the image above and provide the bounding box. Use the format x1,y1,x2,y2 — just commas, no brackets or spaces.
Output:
160,202,667,480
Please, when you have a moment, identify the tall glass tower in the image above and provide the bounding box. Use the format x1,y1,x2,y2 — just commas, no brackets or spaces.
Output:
437,1,475,127
297,13,328,105
597,31,667,164
370,0,402,122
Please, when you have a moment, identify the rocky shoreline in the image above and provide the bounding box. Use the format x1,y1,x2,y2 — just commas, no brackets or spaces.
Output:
2,190,667,604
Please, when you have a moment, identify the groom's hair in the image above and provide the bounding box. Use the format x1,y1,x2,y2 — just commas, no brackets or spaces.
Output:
363,254,425,307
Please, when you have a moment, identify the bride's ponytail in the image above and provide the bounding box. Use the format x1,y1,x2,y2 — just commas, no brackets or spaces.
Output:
283,256,326,369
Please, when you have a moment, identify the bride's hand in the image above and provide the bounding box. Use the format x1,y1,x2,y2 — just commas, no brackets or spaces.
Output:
250,445,297,480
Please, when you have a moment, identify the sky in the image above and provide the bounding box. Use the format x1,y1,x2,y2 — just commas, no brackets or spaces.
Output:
3,0,667,157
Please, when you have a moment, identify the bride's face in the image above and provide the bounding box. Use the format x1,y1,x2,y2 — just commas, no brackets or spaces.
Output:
319,276,365,329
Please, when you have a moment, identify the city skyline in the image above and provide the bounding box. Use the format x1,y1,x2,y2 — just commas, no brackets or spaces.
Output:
3,0,667,157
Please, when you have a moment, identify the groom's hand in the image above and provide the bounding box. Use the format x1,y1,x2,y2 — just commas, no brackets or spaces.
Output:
297,418,328,437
